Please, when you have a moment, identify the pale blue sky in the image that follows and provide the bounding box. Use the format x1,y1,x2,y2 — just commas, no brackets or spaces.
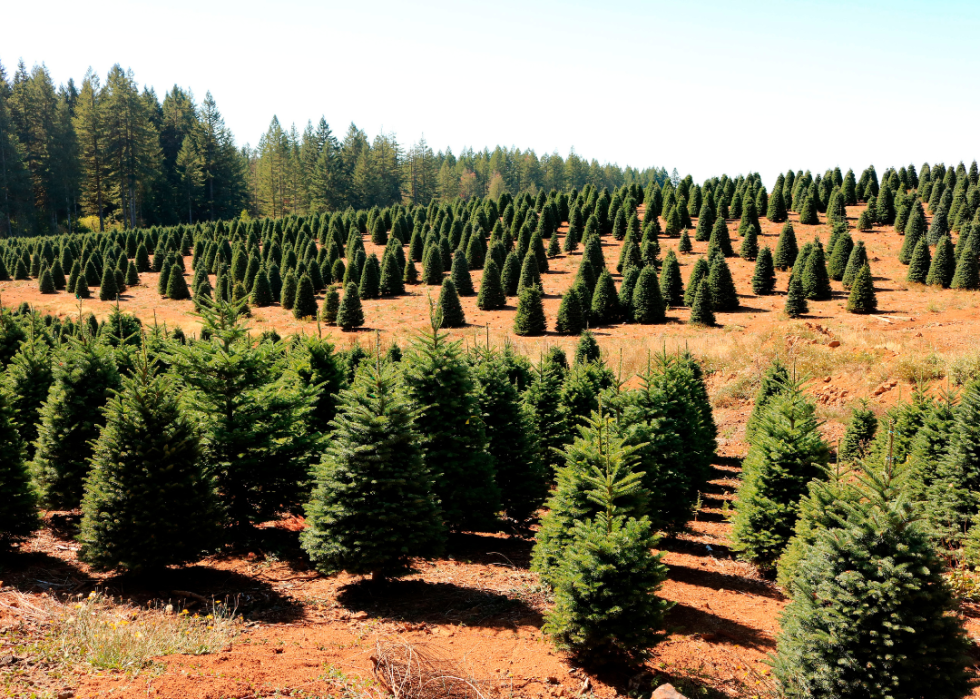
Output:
5,0,979,184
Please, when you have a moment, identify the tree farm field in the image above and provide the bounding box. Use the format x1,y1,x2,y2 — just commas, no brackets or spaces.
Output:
5,204,980,699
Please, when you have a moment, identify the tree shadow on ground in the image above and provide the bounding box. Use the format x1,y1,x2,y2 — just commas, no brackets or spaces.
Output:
445,531,534,570
337,578,540,629
667,601,777,651
665,562,784,602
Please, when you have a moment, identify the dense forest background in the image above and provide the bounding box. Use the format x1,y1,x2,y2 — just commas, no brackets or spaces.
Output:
0,61,666,237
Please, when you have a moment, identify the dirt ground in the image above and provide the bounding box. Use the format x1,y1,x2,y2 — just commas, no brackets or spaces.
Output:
3,205,980,698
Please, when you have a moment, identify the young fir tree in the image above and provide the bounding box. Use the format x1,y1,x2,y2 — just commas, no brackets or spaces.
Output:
379,252,403,296
337,283,365,331
166,267,190,301
301,358,444,581
845,264,877,314
320,286,340,325
0,386,38,548
544,496,670,666
774,222,799,270
251,268,274,306
5,327,53,458
926,235,955,288
31,339,122,510
574,330,602,366
677,228,693,254
731,380,830,569
688,278,715,326
744,360,790,443
827,233,853,281
632,266,665,324
837,402,877,463
799,195,819,224
532,412,650,584
514,284,546,336
951,244,980,290
752,245,777,295
470,349,547,525
555,291,585,335
280,269,298,309
709,217,734,257
169,300,315,529
293,274,319,320
77,352,219,572
403,320,501,530
802,242,832,300
438,278,466,328
683,256,710,307
500,250,521,296
773,461,972,699
739,223,759,260
841,240,868,289
358,254,381,299
450,252,474,296
784,273,808,317
590,270,620,325
38,267,55,294
477,258,505,310
422,244,444,285
659,250,684,306
708,254,739,312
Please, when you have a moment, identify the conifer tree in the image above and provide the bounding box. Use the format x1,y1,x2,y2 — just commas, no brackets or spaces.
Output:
927,205,950,244
501,250,520,296
320,286,340,325
166,267,190,301
403,322,500,530
709,217,734,256
251,269,273,306
774,222,799,269
470,350,547,525
371,216,387,245
906,239,931,284
856,208,873,231
773,461,971,699
827,233,853,281
337,283,365,331
5,331,52,458
450,252,474,296
926,235,955,288
438,278,466,328
731,381,829,569
799,196,818,224
752,246,776,295
293,274,319,319
514,284,546,336
555,290,585,335
784,273,808,317
422,244,444,285
766,187,788,222
280,269,298,309
688,278,715,326
841,240,868,289
358,253,381,299
744,360,790,442
659,250,684,306
683,257,710,307
301,359,443,581
0,387,37,548
802,243,832,300
590,270,620,324
739,223,759,260
38,268,55,294
632,266,665,324
32,339,122,509
78,352,219,572
401,256,418,285
475,258,504,310
169,301,315,529
951,244,980,290
708,254,739,312
677,228,693,253
838,402,877,463
517,248,541,296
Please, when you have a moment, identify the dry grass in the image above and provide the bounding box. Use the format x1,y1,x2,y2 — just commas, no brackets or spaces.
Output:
0,589,238,696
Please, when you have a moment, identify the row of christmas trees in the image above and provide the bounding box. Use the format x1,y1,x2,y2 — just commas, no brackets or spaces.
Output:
727,362,979,696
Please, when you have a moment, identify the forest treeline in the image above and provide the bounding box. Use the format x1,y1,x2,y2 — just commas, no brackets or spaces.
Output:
0,60,664,237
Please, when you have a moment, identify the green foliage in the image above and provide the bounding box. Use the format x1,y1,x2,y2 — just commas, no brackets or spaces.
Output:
683,256,709,307
708,217,733,257
169,301,315,529
5,330,53,457
707,254,739,312
78,354,218,572
784,272,808,317
450,252,474,296
658,250,684,306
590,270,620,325
293,274,319,319
555,290,585,335
826,232,852,281
841,240,868,289
926,235,956,288
739,223,758,260
320,287,340,325
477,258,505,310
688,278,715,326
951,244,980,290
402,326,500,531
32,339,122,510
0,387,38,547
280,269,298,310
514,284,546,336
773,462,972,699
845,264,877,314
732,382,830,569
838,402,877,463
438,278,466,328
752,245,776,295
358,253,381,299
774,222,798,269
632,266,665,324
301,359,443,580
337,283,365,331
745,360,789,443
574,330,601,365
802,242,832,300
677,228,692,254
